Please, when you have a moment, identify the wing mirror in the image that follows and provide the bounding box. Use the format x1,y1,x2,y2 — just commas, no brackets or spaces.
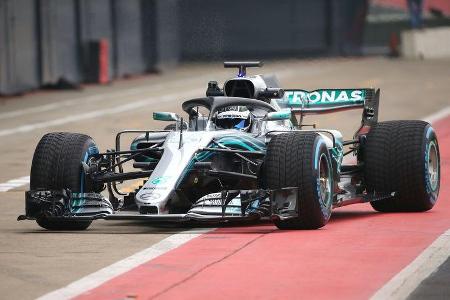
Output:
264,111,291,121
153,112,180,122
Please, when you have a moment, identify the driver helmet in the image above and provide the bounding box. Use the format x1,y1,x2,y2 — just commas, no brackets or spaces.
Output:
215,106,252,131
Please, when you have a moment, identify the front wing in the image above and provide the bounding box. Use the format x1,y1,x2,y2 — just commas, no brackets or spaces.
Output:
18,188,301,223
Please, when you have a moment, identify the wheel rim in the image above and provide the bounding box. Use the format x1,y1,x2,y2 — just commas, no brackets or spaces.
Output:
427,141,439,191
318,153,332,207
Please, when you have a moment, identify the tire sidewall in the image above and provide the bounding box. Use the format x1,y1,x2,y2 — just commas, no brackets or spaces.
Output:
310,136,333,222
71,140,99,214
423,125,440,205
77,140,99,194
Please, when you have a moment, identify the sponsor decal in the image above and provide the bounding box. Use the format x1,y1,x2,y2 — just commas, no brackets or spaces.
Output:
140,192,161,201
283,89,365,106
150,176,171,185
168,133,202,144
143,186,168,190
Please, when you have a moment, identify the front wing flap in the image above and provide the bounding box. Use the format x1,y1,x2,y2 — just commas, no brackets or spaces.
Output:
18,188,396,223
21,189,113,220
19,188,300,223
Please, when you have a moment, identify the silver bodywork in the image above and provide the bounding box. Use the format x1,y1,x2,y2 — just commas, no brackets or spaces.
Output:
134,96,344,215
20,66,355,225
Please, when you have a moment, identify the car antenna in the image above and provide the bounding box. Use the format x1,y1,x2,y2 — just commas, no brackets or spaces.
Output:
195,106,199,131
178,117,184,149
223,61,263,77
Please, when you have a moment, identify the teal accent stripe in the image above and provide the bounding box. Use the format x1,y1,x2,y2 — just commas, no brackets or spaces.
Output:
315,140,325,170
237,136,265,151
76,151,89,213
216,135,266,151
176,136,266,189
218,138,255,151
426,126,433,138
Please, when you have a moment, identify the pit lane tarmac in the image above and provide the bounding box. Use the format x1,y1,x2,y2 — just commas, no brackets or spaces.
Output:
0,57,449,299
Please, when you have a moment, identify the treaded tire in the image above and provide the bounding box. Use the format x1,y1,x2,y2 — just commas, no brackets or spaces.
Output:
30,132,98,230
364,120,440,212
263,132,333,229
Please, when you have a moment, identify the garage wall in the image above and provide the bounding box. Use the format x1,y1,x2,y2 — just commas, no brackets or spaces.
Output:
112,0,146,77
77,0,115,82
39,0,80,84
179,0,330,60
0,0,363,95
152,0,180,71
0,0,40,95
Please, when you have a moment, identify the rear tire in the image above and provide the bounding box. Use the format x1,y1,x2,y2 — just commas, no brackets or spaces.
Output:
30,132,99,230
263,132,333,229
364,121,440,212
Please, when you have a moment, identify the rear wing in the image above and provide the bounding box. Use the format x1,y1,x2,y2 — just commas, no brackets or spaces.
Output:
277,88,380,126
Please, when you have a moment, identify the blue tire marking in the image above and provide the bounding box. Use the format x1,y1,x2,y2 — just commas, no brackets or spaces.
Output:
76,145,98,214
314,139,325,170
426,126,433,139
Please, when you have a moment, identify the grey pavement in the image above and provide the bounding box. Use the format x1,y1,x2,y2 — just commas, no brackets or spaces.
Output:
0,57,449,299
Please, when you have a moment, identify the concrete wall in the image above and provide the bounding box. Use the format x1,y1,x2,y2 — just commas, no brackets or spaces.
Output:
402,27,450,59
0,0,40,95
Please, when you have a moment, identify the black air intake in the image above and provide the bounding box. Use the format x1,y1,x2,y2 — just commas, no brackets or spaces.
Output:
224,79,255,98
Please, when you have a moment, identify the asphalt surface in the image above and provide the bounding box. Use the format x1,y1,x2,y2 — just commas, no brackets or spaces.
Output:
0,57,449,299
409,257,450,300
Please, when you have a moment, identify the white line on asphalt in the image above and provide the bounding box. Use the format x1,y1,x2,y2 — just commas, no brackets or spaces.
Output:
0,74,219,121
0,89,149,121
0,85,202,191
0,88,204,138
0,66,302,123
371,229,450,300
0,66,297,122
0,176,30,192
0,67,301,138
36,228,214,300
370,107,450,299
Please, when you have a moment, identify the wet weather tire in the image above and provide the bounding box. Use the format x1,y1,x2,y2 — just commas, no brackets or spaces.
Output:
364,121,440,212
30,132,98,230
263,132,333,229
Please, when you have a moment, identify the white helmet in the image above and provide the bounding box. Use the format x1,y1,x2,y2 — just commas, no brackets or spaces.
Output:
215,106,252,131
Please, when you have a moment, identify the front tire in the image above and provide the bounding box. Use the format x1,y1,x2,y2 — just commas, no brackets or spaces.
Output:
364,120,440,212
263,132,333,229
30,132,99,230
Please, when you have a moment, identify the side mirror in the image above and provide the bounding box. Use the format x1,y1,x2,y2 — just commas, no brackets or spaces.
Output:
264,110,291,121
153,112,180,122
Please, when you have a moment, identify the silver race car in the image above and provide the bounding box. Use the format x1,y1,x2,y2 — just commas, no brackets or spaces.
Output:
19,62,441,230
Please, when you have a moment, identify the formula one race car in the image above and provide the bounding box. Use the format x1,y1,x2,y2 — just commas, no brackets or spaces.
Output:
19,62,441,230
